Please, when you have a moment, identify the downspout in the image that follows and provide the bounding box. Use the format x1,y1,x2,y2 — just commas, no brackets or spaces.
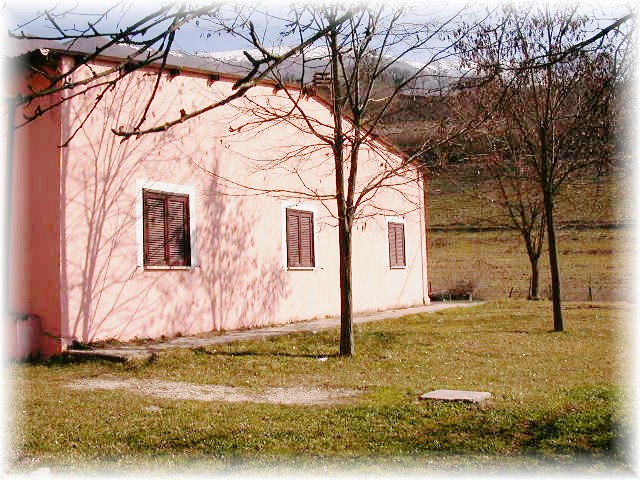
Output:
417,169,425,305
58,56,71,351
4,97,16,315
422,165,430,302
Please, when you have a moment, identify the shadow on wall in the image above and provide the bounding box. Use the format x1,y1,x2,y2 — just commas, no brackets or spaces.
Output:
155,148,291,334
64,73,290,343
61,74,178,343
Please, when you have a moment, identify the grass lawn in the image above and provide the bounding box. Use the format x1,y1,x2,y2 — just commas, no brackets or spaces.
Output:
7,301,633,475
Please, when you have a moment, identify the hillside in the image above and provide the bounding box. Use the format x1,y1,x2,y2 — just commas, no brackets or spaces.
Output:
427,166,630,230
425,168,632,302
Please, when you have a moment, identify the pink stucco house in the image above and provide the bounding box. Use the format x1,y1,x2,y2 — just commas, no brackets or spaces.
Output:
6,39,430,359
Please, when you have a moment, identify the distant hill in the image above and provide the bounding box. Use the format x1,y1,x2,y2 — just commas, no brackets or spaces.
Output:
196,45,465,95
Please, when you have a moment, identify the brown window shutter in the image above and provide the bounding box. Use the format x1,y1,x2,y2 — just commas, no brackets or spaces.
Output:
286,210,301,267
299,211,314,267
388,223,396,266
388,222,406,268
143,189,191,267
144,192,168,266
286,208,314,268
166,195,190,266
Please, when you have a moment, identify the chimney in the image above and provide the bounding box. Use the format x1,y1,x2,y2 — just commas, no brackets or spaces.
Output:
312,71,332,100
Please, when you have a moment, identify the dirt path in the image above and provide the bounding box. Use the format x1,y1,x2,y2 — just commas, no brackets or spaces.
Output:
66,377,362,405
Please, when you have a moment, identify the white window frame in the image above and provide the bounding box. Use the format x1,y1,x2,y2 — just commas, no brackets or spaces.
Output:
136,179,198,269
281,201,318,270
385,215,407,270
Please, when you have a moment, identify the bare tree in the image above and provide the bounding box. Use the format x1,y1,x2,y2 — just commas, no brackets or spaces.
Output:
488,153,546,300
456,3,627,331
474,128,547,300
433,82,549,300
212,3,479,355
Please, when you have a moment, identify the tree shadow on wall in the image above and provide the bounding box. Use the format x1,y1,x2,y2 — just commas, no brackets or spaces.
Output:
158,164,291,334
61,74,181,343
64,71,291,343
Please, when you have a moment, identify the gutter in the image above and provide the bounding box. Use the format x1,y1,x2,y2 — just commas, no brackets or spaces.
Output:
4,97,16,314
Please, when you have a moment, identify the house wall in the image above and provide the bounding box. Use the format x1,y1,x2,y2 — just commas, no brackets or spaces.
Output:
9,60,63,357
49,59,428,348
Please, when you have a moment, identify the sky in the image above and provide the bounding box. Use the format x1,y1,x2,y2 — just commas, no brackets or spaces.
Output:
3,0,635,56
3,0,493,68
4,0,291,53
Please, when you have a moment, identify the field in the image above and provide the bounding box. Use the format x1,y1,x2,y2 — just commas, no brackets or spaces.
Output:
428,227,632,301
427,169,633,301
8,301,632,475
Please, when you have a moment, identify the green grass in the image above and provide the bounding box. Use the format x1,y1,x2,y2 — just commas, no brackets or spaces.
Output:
8,301,632,474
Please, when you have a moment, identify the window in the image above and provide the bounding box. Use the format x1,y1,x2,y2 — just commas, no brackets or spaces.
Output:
388,221,406,268
143,189,191,267
286,208,315,268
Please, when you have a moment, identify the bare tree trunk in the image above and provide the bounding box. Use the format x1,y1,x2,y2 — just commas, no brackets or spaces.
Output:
327,20,355,356
522,228,543,300
523,231,542,300
528,255,540,299
543,190,563,331
338,214,354,355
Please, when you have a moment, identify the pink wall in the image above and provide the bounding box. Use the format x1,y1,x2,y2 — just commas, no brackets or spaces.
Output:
9,62,63,357
17,57,429,352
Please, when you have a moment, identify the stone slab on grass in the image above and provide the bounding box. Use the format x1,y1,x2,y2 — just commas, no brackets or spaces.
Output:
419,389,492,404
62,349,155,363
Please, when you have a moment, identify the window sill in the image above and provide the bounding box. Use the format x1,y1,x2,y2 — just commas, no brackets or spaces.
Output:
389,266,407,270
287,266,316,271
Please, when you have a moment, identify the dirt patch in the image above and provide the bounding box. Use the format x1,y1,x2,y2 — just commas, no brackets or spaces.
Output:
66,378,362,405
